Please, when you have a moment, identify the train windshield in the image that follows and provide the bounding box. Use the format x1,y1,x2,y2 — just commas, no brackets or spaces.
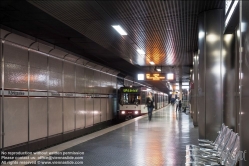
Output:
120,93,139,104
119,87,147,105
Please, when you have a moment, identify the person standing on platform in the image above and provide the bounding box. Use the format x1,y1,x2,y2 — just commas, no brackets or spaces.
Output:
146,92,154,121
178,99,182,112
171,96,175,105
175,97,179,112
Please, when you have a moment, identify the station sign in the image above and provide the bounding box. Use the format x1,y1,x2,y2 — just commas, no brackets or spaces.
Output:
145,73,166,81
4,90,27,96
1,90,110,98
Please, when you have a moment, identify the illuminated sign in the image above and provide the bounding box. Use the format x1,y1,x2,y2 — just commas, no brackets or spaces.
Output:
121,88,140,93
145,73,166,81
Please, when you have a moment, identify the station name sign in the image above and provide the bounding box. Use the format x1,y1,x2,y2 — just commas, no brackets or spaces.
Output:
121,88,140,93
8,90,25,96
1,90,111,98
145,73,166,81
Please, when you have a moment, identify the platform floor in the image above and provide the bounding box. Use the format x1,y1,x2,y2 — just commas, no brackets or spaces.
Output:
26,105,198,166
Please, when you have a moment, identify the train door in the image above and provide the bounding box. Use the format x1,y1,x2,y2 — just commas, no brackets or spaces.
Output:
154,93,158,110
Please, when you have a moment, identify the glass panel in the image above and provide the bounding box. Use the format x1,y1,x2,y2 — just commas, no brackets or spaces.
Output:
120,93,140,104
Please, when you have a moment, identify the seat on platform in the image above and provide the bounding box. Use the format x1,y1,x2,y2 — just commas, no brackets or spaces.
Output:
185,131,240,166
198,124,225,144
186,124,227,151
186,128,233,157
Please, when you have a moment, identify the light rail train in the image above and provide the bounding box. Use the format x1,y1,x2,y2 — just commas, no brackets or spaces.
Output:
118,86,168,120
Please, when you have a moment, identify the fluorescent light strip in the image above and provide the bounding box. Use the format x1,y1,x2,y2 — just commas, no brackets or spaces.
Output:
112,25,127,35
225,0,232,14
182,86,189,89
225,0,239,27
182,82,189,86
137,49,145,55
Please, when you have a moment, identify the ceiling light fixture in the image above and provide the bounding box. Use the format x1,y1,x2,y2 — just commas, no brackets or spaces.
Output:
137,49,145,55
225,0,239,27
150,61,155,65
155,66,161,72
182,82,189,86
112,25,127,35
137,74,145,80
167,73,174,80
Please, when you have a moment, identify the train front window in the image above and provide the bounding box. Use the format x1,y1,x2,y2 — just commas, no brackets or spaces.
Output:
120,93,140,104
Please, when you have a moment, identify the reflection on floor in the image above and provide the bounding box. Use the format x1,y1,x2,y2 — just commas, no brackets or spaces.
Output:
28,105,198,166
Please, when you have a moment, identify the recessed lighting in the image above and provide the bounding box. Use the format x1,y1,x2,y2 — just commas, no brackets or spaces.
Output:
150,61,155,65
167,73,174,80
112,25,127,35
137,49,145,55
137,74,144,80
156,68,161,72
182,82,189,86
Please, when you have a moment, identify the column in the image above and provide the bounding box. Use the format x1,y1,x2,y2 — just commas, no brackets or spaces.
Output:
198,9,224,140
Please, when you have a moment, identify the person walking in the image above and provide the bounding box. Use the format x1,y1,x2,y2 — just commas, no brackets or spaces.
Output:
146,92,154,121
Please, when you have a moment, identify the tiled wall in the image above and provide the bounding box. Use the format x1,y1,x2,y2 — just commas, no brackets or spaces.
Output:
0,29,117,149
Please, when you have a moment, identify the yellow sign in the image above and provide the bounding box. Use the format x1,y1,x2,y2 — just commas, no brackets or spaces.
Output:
122,88,139,93
146,73,166,81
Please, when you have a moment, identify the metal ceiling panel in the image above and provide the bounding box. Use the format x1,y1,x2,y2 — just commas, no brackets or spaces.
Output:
28,0,223,68
98,0,224,65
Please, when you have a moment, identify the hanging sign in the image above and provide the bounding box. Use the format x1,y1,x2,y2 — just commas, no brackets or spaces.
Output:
145,73,166,81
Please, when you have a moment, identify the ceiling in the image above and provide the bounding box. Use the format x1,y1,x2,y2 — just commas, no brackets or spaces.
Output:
0,0,224,93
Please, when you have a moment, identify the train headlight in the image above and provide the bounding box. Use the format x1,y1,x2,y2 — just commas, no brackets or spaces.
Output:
121,111,125,114
135,111,138,114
